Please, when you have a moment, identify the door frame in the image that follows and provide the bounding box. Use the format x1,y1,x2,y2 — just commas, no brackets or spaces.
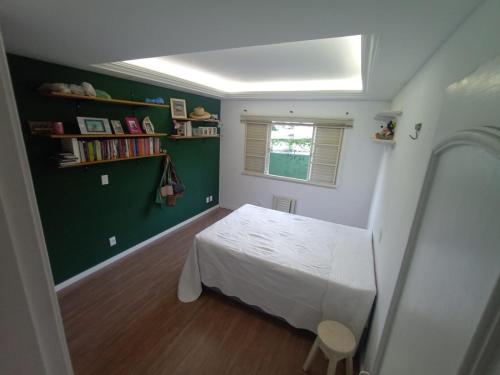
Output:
0,27,73,374
372,126,500,375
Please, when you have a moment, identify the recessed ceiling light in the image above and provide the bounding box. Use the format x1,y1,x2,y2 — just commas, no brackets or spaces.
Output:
122,35,363,93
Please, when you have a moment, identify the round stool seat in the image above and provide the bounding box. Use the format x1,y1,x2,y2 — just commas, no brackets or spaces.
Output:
303,320,356,375
317,320,356,355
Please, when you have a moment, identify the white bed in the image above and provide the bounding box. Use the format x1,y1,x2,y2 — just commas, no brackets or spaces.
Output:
178,204,376,342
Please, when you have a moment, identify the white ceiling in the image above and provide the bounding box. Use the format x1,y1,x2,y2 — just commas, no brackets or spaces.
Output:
122,35,363,93
0,0,483,100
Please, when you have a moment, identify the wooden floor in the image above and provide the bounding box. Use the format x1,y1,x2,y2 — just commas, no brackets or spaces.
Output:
58,208,352,375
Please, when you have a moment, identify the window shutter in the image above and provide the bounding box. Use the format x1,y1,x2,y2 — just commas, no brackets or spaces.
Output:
310,127,343,185
244,122,268,174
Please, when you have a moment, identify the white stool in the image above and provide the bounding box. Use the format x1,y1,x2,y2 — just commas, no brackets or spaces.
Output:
303,320,356,375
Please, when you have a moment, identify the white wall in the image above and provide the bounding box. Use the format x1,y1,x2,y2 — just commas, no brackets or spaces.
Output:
364,0,500,371
0,29,73,374
220,100,389,228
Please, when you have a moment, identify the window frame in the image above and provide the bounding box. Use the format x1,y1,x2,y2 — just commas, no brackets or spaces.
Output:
242,117,351,188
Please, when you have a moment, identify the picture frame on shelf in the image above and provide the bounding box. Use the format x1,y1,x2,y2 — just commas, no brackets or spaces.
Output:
170,98,187,119
124,116,143,134
142,116,155,134
110,120,125,134
173,120,186,136
77,116,112,135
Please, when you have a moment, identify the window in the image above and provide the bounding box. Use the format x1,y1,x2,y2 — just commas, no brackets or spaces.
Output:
243,117,349,187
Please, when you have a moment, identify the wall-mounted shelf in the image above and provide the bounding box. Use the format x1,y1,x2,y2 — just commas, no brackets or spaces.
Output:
372,137,396,145
57,153,167,168
47,133,167,139
174,117,220,124
168,135,220,140
40,92,170,109
374,111,403,121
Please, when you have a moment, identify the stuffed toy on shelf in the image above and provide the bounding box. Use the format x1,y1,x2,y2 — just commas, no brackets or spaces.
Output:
375,120,396,140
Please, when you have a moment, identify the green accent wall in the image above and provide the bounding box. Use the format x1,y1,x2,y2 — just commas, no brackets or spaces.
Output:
269,153,309,180
8,54,220,284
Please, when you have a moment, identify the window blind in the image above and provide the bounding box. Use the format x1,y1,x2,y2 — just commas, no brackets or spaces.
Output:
309,127,344,185
244,122,268,174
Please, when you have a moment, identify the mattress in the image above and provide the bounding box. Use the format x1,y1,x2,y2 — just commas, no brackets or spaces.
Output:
178,204,376,342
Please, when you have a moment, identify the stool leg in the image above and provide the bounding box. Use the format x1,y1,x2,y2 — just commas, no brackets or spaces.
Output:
327,356,339,375
303,337,320,372
345,356,353,375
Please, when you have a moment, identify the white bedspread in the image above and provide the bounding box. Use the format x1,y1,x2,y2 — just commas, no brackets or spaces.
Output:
178,204,376,341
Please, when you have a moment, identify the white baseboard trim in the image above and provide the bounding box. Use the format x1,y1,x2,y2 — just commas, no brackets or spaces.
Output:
55,205,220,292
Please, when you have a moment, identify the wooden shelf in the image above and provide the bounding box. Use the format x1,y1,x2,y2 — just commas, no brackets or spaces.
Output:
173,118,220,123
41,92,170,109
372,137,396,145
374,111,403,121
48,133,167,139
57,153,167,168
168,135,220,140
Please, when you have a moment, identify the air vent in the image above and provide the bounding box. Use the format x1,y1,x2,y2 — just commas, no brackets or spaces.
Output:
272,195,297,214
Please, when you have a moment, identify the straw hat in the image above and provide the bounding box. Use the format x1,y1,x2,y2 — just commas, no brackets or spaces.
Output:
190,106,211,120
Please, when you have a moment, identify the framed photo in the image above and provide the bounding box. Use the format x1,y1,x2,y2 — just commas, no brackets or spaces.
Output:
170,98,187,119
124,116,143,134
77,116,112,135
110,120,124,135
142,116,155,134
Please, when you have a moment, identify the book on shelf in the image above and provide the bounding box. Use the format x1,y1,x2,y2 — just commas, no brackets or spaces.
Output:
52,137,162,165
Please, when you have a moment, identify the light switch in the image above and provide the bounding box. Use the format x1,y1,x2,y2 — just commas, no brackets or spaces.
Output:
101,175,109,185
109,236,116,247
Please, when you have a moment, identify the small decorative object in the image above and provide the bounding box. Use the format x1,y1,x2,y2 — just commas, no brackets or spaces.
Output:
81,82,96,97
95,89,112,99
69,84,85,96
38,83,71,94
170,98,187,119
145,97,165,104
52,122,65,135
190,106,211,120
375,120,396,140
174,120,186,136
210,113,219,121
29,121,53,135
110,120,125,134
142,116,155,134
124,116,142,134
77,116,112,135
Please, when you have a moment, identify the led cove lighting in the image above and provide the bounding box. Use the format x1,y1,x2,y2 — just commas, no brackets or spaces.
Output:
124,35,363,93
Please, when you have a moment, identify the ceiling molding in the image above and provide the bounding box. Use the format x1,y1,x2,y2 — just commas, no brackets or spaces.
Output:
94,62,226,98
362,34,379,95
95,61,373,101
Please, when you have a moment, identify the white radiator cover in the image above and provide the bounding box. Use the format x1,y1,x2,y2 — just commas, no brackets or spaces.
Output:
272,195,297,213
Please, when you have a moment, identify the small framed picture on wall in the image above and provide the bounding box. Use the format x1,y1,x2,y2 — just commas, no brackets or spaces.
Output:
170,98,187,119
124,116,143,134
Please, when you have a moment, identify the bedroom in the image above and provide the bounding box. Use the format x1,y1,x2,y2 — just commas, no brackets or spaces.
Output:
0,0,499,374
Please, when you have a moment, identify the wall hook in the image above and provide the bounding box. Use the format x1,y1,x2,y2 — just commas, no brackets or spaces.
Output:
410,123,422,140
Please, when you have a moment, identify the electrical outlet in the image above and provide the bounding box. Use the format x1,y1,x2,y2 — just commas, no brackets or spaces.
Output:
205,197,210,203
209,195,213,202
101,175,109,185
109,236,117,247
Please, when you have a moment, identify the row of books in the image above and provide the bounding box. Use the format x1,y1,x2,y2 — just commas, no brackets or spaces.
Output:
59,137,161,165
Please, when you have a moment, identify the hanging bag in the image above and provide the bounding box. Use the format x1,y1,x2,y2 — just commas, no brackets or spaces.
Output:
156,155,185,207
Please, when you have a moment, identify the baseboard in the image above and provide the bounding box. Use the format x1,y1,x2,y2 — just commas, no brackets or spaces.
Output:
55,205,220,292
